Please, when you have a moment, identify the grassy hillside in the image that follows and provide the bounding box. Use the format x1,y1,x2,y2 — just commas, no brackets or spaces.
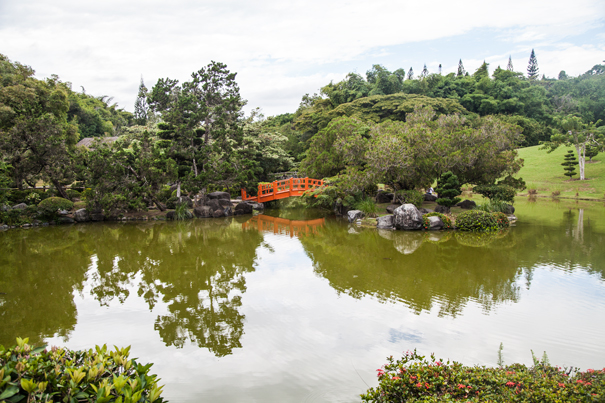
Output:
516,145,604,200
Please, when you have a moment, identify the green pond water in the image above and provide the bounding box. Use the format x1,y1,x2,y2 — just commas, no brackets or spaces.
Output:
1,198,604,402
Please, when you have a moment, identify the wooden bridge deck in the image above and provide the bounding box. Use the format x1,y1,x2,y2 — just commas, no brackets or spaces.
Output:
241,177,324,203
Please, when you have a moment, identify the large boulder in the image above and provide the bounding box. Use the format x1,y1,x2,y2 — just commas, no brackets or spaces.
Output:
456,199,476,209
435,205,450,214
376,191,394,204
393,204,423,230
177,196,193,208
212,208,225,218
166,211,176,220
12,203,27,210
423,193,437,202
376,215,394,229
74,208,90,222
418,208,431,214
193,206,213,218
250,202,264,211
90,208,104,221
207,191,230,200
386,203,401,214
427,216,444,230
234,202,253,215
218,199,232,208
206,199,221,211
57,217,75,224
347,210,364,223
223,206,233,216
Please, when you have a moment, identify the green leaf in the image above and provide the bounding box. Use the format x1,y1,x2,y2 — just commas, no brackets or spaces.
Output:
0,385,19,400
31,345,47,355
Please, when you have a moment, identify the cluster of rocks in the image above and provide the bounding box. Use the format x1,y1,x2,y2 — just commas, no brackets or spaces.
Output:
182,191,263,219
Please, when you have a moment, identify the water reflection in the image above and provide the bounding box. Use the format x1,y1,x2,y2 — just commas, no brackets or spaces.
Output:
242,214,325,237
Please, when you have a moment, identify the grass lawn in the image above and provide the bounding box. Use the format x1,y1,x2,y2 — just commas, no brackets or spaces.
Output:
516,145,604,201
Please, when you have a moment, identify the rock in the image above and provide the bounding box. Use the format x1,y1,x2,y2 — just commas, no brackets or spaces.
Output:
74,208,90,222
393,204,423,230
58,209,70,216
418,208,431,214
41,222,49,227
507,214,517,223
166,211,176,220
177,196,193,207
12,203,27,210
376,191,394,204
347,210,364,223
427,216,443,230
212,208,225,218
218,199,232,208
223,206,232,216
333,202,349,216
435,205,450,214
234,202,253,215
22,223,31,228
207,192,231,200
386,203,401,214
193,206,213,218
456,199,476,209
206,199,221,211
57,217,75,224
503,204,515,214
423,193,437,202
1,205,11,212
250,202,264,211
90,208,104,222
377,215,394,229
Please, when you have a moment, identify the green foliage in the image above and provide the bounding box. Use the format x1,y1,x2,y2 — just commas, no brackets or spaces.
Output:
165,196,178,210
422,212,453,229
474,200,511,214
473,184,517,203
527,49,539,80
492,212,510,228
562,149,578,178
455,210,499,232
434,171,461,208
394,189,423,208
66,188,81,200
361,350,605,402
354,197,378,218
0,337,165,403
37,197,74,218
174,202,193,220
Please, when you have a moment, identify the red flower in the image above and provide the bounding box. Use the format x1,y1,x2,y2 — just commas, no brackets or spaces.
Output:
392,376,400,380
558,383,565,388
416,383,422,388
457,384,465,389
506,382,515,387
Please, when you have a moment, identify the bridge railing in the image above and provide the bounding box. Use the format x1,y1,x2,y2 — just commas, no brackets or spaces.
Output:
241,177,324,202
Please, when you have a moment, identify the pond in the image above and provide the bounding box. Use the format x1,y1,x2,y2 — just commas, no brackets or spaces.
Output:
1,198,604,402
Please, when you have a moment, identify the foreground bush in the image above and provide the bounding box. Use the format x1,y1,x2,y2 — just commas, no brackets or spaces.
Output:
394,190,424,208
492,212,510,228
0,337,165,403
455,210,498,232
37,197,74,218
422,212,453,229
361,350,604,402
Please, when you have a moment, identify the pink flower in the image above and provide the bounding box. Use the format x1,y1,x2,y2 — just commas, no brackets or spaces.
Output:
416,383,422,388
392,376,400,380
558,383,565,388
457,384,465,389
506,382,515,387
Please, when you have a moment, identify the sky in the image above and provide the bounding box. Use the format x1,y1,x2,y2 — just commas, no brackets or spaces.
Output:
1,0,604,117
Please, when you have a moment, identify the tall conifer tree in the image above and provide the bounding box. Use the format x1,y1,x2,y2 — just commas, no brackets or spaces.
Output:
507,56,514,71
527,49,539,80
134,77,148,125
407,67,414,80
420,64,429,78
457,59,466,77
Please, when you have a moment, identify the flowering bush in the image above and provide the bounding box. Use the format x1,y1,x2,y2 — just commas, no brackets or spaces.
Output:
0,337,165,403
37,197,74,218
492,212,510,228
422,212,453,230
455,210,498,232
361,350,605,402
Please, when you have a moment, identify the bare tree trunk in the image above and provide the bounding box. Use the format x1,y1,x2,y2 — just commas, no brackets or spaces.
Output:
152,196,166,212
50,178,69,199
176,182,181,198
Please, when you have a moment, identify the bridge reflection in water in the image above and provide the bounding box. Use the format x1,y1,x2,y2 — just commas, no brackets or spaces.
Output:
242,214,325,238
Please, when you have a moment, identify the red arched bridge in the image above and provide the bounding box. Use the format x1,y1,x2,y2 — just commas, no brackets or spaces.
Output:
241,178,324,203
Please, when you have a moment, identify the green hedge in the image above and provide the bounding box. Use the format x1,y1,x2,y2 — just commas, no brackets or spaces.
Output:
0,338,165,403
455,210,498,232
361,350,605,402
37,197,74,218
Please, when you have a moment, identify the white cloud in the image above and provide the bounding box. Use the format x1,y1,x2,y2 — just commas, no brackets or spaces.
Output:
1,0,603,115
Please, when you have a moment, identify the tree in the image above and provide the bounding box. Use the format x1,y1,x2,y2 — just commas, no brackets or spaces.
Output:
473,61,489,80
435,171,462,211
507,56,514,72
457,59,466,77
148,61,245,196
585,144,599,162
527,49,539,80
407,67,414,80
0,56,77,197
542,115,604,180
561,150,577,179
133,77,148,125
420,64,429,79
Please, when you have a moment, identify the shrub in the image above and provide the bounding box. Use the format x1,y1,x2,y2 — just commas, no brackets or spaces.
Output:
66,188,81,200
165,196,178,209
422,212,453,230
361,350,605,403
25,192,41,205
394,190,423,208
0,337,165,403
355,197,378,217
474,200,510,213
474,184,517,203
435,171,461,208
81,188,93,201
37,197,74,218
174,202,193,220
526,183,538,195
492,212,510,228
455,210,498,232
